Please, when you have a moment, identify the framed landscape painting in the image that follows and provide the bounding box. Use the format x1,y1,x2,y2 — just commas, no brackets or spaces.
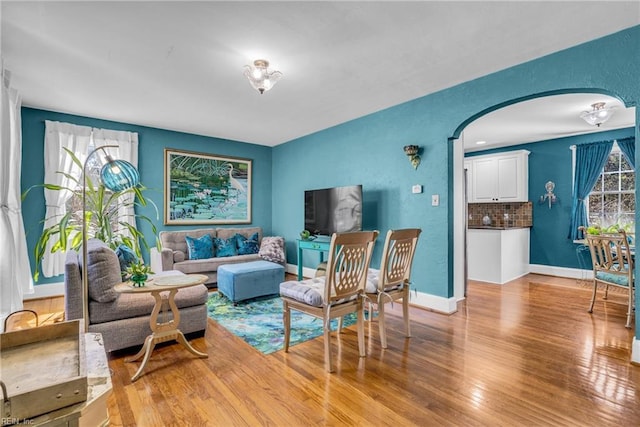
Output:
164,149,252,225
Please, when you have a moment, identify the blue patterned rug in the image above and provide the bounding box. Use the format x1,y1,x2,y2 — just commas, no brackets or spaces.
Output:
206,292,358,354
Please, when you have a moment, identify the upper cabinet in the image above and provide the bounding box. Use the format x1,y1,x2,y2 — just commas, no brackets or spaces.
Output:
467,150,530,203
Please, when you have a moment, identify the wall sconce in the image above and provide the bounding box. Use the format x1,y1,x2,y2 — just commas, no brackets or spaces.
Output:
403,145,421,169
539,181,557,209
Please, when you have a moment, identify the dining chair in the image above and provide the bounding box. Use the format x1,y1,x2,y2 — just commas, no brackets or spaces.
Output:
365,228,421,348
279,230,379,372
581,227,635,328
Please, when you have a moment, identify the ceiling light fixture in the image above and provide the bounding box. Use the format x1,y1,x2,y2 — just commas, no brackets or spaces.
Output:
580,102,616,127
243,59,283,94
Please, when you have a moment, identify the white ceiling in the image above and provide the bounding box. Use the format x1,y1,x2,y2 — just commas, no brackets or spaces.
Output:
463,93,636,152
2,1,639,147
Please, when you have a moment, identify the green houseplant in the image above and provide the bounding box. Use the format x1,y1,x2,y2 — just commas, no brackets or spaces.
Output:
125,261,154,287
23,148,160,281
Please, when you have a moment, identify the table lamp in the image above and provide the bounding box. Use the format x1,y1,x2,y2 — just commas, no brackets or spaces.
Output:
82,145,139,332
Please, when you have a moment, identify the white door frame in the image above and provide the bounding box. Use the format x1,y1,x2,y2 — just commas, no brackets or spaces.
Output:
453,132,466,301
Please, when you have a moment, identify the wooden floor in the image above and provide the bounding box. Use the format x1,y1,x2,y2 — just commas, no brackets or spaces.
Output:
26,274,640,426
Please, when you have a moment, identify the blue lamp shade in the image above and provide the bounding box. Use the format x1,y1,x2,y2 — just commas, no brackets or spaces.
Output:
100,159,140,192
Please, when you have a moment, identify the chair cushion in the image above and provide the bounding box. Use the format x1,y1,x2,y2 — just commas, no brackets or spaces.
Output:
365,268,403,293
280,277,326,307
215,236,238,257
186,234,214,260
259,236,286,264
595,271,631,287
84,239,122,303
236,232,260,255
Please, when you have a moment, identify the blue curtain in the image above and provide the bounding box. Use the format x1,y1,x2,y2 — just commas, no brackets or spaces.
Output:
617,136,635,169
568,140,614,240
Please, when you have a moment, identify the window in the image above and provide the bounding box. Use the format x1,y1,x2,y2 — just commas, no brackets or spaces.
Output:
587,142,635,228
65,142,121,236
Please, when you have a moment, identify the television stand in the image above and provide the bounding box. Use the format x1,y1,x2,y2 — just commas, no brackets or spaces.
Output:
297,238,331,279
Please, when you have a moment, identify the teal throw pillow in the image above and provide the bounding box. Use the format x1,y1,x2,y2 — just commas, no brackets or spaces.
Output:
236,232,260,255
185,234,214,260
215,236,238,257
115,244,139,273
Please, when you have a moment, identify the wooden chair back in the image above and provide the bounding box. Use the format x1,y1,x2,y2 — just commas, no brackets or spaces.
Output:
376,228,421,292
585,231,634,282
324,231,379,304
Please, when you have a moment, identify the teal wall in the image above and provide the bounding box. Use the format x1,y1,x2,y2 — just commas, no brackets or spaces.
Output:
20,25,640,312
21,108,273,284
271,26,640,299
466,127,635,269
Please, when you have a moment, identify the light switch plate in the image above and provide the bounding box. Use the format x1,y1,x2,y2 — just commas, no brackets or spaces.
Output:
431,194,439,206
412,184,422,194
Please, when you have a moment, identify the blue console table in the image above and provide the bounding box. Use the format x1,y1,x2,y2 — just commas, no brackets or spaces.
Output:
297,238,331,279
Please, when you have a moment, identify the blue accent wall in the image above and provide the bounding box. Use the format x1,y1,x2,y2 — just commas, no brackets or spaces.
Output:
271,26,640,299
466,127,635,269
21,108,273,284
20,25,640,309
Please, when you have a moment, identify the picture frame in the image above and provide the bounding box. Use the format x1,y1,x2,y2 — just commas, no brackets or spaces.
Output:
164,149,252,225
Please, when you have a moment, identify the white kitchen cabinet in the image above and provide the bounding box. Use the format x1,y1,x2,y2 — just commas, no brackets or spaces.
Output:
468,150,529,203
467,227,530,284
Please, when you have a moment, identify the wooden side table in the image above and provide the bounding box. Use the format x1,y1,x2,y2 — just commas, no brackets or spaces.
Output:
114,274,208,382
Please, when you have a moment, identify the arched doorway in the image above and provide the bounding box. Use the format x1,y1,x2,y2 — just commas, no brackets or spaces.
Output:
451,90,636,302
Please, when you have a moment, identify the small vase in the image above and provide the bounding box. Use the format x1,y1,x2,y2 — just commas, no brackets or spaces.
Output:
131,273,148,287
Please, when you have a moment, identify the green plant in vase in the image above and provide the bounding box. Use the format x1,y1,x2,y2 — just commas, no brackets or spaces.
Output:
22,148,160,281
126,261,154,287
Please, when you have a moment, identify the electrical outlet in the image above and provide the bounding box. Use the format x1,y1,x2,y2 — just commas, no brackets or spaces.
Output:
431,194,439,206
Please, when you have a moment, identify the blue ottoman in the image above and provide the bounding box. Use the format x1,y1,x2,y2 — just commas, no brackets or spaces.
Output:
217,260,285,303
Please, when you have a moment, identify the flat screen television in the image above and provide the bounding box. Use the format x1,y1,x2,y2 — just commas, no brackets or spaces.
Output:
304,185,363,236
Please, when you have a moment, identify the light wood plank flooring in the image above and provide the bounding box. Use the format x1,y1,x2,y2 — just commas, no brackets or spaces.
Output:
25,274,640,425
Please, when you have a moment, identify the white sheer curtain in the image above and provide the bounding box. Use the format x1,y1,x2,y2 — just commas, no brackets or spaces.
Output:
1,66,34,331
41,123,139,277
93,128,139,243
41,121,92,277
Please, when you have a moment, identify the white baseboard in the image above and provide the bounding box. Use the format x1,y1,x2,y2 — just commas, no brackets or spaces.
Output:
24,282,65,300
284,264,317,280
410,290,458,314
529,264,592,280
632,337,640,365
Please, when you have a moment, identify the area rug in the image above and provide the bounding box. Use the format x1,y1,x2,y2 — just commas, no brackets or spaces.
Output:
206,292,358,354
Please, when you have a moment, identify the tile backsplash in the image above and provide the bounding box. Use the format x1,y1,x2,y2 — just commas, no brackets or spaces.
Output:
468,202,533,228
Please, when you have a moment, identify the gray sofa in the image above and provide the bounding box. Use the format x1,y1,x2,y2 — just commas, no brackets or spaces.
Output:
64,239,208,352
156,227,263,286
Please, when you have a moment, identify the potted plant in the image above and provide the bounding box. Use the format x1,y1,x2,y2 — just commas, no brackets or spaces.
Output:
125,261,154,287
23,148,160,281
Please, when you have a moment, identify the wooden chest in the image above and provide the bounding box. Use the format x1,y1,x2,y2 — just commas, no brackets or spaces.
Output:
0,320,88,422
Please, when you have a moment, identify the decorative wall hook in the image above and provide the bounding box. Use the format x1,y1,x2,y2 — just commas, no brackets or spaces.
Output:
403,145,421,169
539,181,557,209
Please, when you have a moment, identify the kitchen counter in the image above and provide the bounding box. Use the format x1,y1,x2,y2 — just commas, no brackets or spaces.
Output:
467,227,530,284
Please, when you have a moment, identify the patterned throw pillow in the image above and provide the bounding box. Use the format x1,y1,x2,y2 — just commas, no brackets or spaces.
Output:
214,236,238,257
236,232,260,255
185,234,214,260
115,244,139,273
259,236,286,264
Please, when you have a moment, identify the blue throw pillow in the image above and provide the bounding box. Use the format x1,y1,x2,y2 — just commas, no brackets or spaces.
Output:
236,232,260,255
185,234,214,260
215,236,238,257
115,244,139,273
